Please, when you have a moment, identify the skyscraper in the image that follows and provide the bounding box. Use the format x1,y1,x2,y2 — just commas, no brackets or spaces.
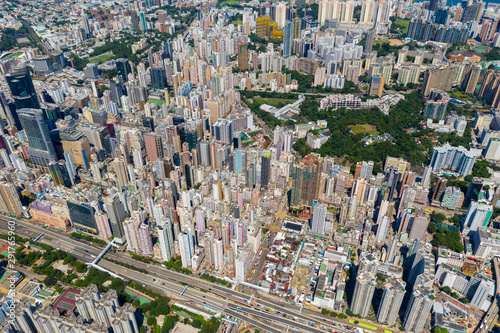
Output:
150,67,167,89
179,231,194,268
131,11,139,31
369,73,384,97
48,160,72,188
461,63,481,94
103,195,129,243
424,89,450,120
5,63,40,111
111,157,130,188
0,181,23,216
403,285,434,333
462,201,493,233
377,278,406,326
429,0,439,11
365,29,375,53
311,203,327,235
237,43,248,71
116,59,132,81
84,63,100,79
351,271,376,317
430,144,477,176
291,153,322,208
158,219,174,261
422,66,457,96
17,108,57,166
283,21,292,57
260,154,270,187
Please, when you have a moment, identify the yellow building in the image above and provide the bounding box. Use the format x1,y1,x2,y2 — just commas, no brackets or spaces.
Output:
256,17,270,38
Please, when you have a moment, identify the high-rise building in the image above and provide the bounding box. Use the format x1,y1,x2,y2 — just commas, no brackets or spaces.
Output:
84,63,100,79
403,285,434,333
261,154,270,187
478,70,500,108
0,181,23,216
424,89,450,119
68,201,98,235
158,220,175,262
214,238,224,270
17,108,57,166
470,278,495,310
111,157,130,188
463,201,493,233
351,271,376,317
179,230,194,268
429,0,439,11
369,73,384,97
365,29,375,53
103,195,129,243
461,1,484,23
256,17,271,38
283,21,292,58
275,2,287,28
116,59,132,81
422,66,457,96
354,161,374,179
144,133,163,161
429,144,476,176
131,11,139,31
212,119,234,144
48,160,72,188
291,16,301,40
291,153,322,208
311,203,327,235
235,248,254,281
464,178,483,208
237,43,248,71
138,223,153,254
461,63,481,94
5,63,40,111
150,67,167,89
408,215,430,241
441,187,464,210
377,278,406,326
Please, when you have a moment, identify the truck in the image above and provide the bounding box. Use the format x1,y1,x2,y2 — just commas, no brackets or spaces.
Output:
309,321,315,326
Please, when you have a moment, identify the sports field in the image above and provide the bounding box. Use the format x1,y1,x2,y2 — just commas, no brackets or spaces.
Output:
220,0,239,5
255,98,296,107
394,19,409,33
124,286,153,304
0,239,19,257
89,52,115,64
147,99,166,106
349,124,378,135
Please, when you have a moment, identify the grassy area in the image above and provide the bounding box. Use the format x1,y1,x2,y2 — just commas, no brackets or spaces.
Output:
220,0,239,5
147,99,166,105
374,39,390,45
394,19,409,33
7,51,23,59
255,98,296,108
88,51,115,64
349,124,377,134
449,90,474,101
367,130,380,136
232,20,243,25
349,320,377,330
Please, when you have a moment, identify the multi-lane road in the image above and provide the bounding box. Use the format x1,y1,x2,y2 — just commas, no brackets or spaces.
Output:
476,256,499,333
1,217,347,333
